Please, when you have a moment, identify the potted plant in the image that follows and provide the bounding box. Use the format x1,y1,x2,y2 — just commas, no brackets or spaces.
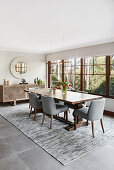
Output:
38,79,44,85
34,78,36,84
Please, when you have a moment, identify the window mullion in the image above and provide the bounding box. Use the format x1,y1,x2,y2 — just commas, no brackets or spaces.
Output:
48,61,51,88
93,57,94,74
106,56,110,97
62,60,64,82
80,58,84,91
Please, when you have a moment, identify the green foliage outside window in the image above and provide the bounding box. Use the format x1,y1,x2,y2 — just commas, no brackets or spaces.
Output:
49,56,114,96
52,74,58,81
84,56,106,95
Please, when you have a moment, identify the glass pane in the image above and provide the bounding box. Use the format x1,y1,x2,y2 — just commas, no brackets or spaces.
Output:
75,65,81,74
50,74,62,86
74,75,80,91
64,74,74,84
84,75,106,95
94,56,106,64
84,57,93,65
110,76,114,96
75,58,81,65
51,60,62,64
71,58,75,66
83,66,93,74
94,65,106,74
110,55,114,64
64,62,72,67
111,64,114,75
51,63,62,74
64,74,80,90
64,59,75,67
51,64,57,74
64,67,74,74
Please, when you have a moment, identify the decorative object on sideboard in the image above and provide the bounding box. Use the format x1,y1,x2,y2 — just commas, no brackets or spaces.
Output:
4,79,7,85
4,79,11,86
34,78,37,84
19,79,28,84
10,57,30,79
34,77,44,85
37,77,39,84
38,79,44,85
7,80,11,86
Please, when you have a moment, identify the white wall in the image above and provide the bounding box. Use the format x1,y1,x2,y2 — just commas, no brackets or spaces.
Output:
105,98,114,112
0,51,46,85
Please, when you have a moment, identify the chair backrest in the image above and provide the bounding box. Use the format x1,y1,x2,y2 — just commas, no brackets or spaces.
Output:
41,96,56,115
29,92,41,109
87,98,105,121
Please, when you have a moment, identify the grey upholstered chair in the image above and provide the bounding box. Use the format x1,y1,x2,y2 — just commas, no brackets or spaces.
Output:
29,93,42,121
28,87,40,109
54,99,67,118
74,98,105,137
41,96,68,129
55,99,64,105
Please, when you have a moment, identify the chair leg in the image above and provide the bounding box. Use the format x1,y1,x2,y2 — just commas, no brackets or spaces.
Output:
42,112,45,125
29,107,32,117
77,116,79,124
86,120,88,126
50,114,53,129
64,112,66,119
66,111,68,121
91,121,95,138
74,115,77,130
100,119,105,133
34,109,36,121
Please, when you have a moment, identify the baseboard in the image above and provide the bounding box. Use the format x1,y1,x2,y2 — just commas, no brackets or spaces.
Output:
104,110,114,117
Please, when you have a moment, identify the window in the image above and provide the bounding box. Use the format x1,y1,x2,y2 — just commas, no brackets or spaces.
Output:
64,58,81,90
49,60,62,86
83,56,106,95
47,56,114,98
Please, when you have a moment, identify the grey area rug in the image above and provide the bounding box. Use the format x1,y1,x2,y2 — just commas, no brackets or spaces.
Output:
0,103,114,165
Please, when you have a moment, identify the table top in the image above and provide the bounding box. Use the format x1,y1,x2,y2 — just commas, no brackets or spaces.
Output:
25,88,103,104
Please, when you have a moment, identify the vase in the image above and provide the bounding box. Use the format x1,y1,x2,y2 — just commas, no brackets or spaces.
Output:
62,86,68,94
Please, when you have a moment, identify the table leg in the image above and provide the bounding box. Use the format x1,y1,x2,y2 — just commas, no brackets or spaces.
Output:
65,103,90,131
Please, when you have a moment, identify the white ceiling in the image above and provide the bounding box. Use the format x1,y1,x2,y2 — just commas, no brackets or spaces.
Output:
0,0,114,54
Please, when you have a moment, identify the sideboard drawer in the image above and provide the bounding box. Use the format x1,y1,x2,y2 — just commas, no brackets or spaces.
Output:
4,86,16,101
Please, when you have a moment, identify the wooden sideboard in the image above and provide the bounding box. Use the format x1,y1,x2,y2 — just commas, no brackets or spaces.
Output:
0,84,45,106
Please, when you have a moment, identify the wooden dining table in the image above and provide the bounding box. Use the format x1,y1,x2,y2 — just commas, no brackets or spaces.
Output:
25,88,103,131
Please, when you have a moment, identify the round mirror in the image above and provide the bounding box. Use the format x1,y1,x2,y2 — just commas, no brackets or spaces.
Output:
10,57,30,79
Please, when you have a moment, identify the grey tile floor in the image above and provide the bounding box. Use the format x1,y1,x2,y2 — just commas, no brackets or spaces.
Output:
0,104,114,170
